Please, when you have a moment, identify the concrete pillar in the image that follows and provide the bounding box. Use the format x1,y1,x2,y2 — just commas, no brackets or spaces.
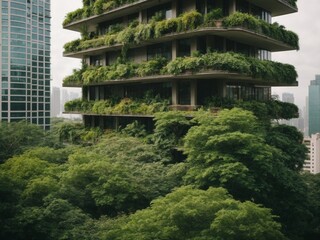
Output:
190,38,197,55
87,87,90,101
172,40,177,60
141,10,147,23
219,81,227,98
99,87,104,100
95,86,99,100
172,0,178,18
115,117,119,130
229,0,236,14
172,80,178,105
190,80,197,106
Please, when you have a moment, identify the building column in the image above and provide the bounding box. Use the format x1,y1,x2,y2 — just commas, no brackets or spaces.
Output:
229,0,236,14
190,38,197,55
172,40,177,60
140,10,147,23
172,80,178,105
172,0,178,18
191,80,197,106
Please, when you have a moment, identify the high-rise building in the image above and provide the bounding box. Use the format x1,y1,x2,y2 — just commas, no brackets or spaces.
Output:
303,133,320,174
280,92,304,132
62,0,298,129
309,75,320,136
282,92,294,104
0,0,51,129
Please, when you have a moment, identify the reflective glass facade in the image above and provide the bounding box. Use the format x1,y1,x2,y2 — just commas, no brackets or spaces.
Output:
309,75,320,136
0,0,51,129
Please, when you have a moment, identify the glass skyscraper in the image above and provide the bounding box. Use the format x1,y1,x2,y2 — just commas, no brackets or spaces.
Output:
309,75,320,136
0,0,51,129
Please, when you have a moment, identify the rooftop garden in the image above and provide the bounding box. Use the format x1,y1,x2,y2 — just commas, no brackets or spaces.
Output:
64,11,299,54
63,0,298,26
63,51,297,86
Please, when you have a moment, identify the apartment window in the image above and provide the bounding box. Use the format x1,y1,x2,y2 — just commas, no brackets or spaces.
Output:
147,42,172,60
177,39,191,57
212,36,224,52
147,3,172,22
90,55,102,66
178,81,191,105
236,0,249,13
196,0,206,15
197,37,207,54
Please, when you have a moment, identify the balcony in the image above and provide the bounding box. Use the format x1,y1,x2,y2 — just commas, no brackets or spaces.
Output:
63,0,297,32
64,12,299,59
247,0,297,16
63,52,298,88
63,0,171,32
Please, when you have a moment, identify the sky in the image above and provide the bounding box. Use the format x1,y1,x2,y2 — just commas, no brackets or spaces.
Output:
51,0,320,109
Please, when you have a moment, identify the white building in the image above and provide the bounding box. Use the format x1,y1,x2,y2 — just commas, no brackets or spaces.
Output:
303,133,320,174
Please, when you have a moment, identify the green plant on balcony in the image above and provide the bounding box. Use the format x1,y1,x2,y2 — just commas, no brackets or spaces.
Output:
223,12,299,49
204,8,224,23
64,10,299,54
65,95,170,115
204,98,299,120
63,52,297,86
63,0,140,26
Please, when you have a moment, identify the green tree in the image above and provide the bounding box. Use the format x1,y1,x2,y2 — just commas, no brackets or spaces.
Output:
115,186,285,240
183,108,312,239
0,121,47,162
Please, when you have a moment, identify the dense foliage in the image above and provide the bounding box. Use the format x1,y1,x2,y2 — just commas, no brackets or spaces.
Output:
63,0,139,26
64,0,298,29
64,93,169,115
1,102,319,240
63,51,297,86
64,11,299,54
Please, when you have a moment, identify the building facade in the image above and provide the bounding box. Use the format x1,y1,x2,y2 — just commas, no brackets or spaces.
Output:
309,75,320,136
63,0,298,129
303,133,320,174
0,0,51,129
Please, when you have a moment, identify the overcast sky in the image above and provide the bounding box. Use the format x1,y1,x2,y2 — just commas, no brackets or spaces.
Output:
51,0,320,109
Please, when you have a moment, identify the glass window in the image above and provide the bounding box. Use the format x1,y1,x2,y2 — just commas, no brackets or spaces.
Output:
177,39,191,57
147,42,172,60
147,3,172,22
178,81,191,105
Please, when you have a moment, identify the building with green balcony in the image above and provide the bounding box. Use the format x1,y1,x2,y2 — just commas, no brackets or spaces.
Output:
63,0,298,129
0,0,51,129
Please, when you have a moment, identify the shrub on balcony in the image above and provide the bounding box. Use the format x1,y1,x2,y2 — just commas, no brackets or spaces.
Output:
64,10,299,55
63,0,140,26
223,12,299,49
204,8,224,23
63,52,297,86
204,98,299,120
65,97,169,115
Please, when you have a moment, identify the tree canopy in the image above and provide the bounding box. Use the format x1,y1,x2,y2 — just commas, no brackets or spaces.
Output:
0,106,318,240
